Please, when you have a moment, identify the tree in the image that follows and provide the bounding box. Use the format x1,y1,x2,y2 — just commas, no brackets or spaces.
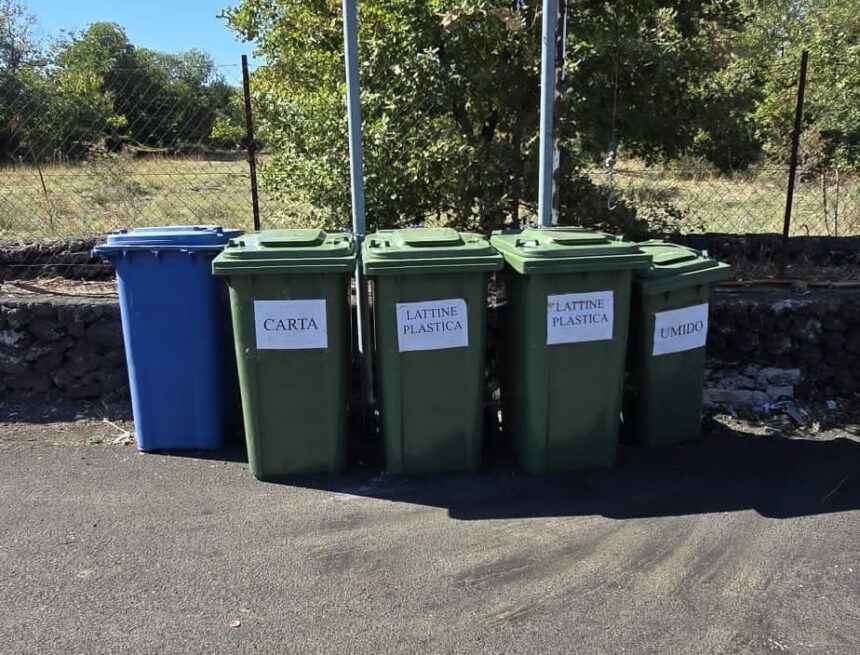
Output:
0,6,240,162
48,22,236,155
0,0,38,71
0,0,41,160
23,68,125,160
735,0,859,171
209,86,250,148
224,1,750,232
134,48,229,147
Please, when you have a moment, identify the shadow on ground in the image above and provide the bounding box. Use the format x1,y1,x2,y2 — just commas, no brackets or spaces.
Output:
3,396,857,523
268,422,858,522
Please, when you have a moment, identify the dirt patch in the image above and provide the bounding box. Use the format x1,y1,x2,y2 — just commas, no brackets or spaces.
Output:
2,395,856,454
0,397,133,446
706,397,860,443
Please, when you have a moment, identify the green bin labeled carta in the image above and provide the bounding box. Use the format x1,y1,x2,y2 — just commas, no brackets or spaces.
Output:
491,227,650,473
363,228,503,474
213,229,355,480
624,241,730,448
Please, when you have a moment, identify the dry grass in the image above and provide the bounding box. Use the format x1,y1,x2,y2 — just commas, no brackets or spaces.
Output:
0,156,857,238
588,161,860,236
0,157,260,237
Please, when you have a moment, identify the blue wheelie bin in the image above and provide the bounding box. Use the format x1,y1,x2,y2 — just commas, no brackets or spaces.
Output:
94,226,242,451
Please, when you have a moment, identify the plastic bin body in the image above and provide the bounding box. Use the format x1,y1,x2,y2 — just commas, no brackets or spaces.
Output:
94,225,242,451
491,227,650,473
213,229,355,480
363,228,502,474
624,242,730,448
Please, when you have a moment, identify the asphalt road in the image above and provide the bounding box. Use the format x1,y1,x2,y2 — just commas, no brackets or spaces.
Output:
0,425,858,654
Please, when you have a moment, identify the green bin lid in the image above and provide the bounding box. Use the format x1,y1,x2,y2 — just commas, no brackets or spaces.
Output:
212,229,355,275
362,228,502,276
634,241,731,294
490,227,650,274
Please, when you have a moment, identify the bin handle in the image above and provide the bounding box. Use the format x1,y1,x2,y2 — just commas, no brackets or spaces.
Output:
515,238,540,248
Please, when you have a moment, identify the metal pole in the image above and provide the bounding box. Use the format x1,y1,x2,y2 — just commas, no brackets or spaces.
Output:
342,0,375,418
551,0,567,226
241,55,260,232
343,0,366,239
537,0,559,228
779,49,808,276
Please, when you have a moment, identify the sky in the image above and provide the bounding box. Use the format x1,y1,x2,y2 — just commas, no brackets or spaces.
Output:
27,0,260,66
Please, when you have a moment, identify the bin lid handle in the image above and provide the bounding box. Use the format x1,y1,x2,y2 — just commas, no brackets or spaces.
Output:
259,229,325,247
514,238,540,248
395,228,463,247
550,236,615,246
651,250,701,265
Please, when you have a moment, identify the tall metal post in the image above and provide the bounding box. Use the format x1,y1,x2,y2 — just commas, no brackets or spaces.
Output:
343,0,366,240
551,0,567,226
537,0,559,227
241,55,260,231
779,49,808,276
342,0,375,419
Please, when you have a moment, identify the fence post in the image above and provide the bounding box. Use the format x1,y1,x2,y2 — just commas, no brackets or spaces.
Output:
241,54,261,232
779,49,808,276
342,0,376,427
550,0,567,226
537,0,558,228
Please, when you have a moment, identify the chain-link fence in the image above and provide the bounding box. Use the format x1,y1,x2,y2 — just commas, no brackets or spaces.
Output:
0,62,265,238
586,159,859,237
0,60,264,289
0,57,857,288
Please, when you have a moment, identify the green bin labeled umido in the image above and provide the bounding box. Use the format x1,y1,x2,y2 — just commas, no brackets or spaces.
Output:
213,229,355,480
363,228,503,474
491,227,650,473
624,241,730,448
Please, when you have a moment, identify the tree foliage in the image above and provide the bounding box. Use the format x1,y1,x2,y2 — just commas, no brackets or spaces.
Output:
225,0,757,232
0,16,239,163
734,0,859,170
1,0,855,234
0,0,38,71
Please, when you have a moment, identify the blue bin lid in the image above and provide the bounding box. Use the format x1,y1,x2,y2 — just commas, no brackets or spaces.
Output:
96,225,243,251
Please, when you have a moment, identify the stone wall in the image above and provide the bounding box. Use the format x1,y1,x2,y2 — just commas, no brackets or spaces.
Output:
1,287,859,402
0,295,127,400
707,289,859,398
671,233,860,269
2,234,858,283
0,237,112,281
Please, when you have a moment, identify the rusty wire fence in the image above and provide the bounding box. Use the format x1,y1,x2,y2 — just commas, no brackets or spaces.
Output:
0,62,262,237
0,58,857,288
0,60,263,287
584,159,860,237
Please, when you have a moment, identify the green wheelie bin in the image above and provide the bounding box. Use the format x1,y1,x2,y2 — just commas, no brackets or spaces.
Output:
212,229,355,480
363,228,503,474
623,241,730,448
490,227,650,473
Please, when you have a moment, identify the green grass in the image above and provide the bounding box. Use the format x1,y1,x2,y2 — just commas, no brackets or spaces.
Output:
0,157,857,237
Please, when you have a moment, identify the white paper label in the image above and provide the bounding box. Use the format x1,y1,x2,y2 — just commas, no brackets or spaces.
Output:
396,298,468,352
652,303,709,356
254,300,327,350
546,291,614,345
